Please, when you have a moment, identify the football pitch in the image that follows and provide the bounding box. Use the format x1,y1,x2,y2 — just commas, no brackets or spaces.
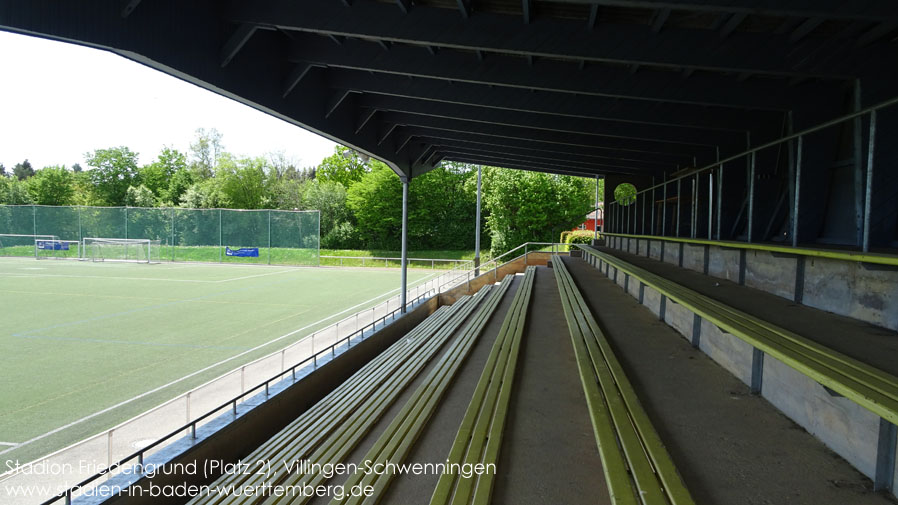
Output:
0,257,435,465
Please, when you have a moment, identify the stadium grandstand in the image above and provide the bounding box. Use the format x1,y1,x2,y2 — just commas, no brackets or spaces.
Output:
2,1,898,505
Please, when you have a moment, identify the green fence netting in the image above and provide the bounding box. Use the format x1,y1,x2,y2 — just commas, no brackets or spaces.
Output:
0,205,320,265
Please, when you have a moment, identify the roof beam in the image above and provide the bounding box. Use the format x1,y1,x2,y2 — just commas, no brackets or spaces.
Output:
426,140,667,172
230,0,875,77
330,70,774,131
378,112,715,162
438,148,658,176
542,1,898,23
438,154,614,178
292,35,832,110
220,24,257,68
406,127,693,165
359,96,736,146
650,8,671,33
790,17,824,42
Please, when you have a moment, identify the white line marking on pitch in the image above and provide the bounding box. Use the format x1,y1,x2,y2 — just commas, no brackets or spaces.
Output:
0,274,437,460
0,442,17,447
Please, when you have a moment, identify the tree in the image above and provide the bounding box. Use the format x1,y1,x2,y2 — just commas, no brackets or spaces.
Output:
317,145,369,188
613,182,637,205
188,127,224,179
409,163,478,249
71,163,82,173
125,184,157,208
84,146,141,205
481,167,593,255
346,162,403,248
164,168,194,205
27,166,75,205
0,177,33,204
218,154,268,209
13,159,35,180
140,147,187,198
302,179,350,238
0,163,6,177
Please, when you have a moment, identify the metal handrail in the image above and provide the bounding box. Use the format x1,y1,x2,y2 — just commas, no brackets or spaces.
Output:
320,255,476,268
604,94,898,253
37,290,434,505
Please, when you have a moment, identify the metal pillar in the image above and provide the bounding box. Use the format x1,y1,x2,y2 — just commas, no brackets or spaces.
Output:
400,177,409,313
594,176,599,240
675,179,681,237
863,110,877,253
474,166,482,276
690,176,696,238
662,175,667,236
708,172,713,240
854,81,865,247
792,136,803,247
650,176,655,235
748,152,756,243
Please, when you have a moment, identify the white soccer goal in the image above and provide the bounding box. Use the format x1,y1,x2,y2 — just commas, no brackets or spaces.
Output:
82,238,160,263
35,238,81,260
0,234,58,258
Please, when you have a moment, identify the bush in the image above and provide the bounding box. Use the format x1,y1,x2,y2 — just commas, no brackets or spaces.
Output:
322,221,359,249
565,230,595,245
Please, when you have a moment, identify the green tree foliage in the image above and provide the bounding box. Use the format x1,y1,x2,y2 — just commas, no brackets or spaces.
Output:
84,146,141,205
0,163,6,177
614,182,637,205
410,163,478,249
125,184,157,207
218,154,267,209
346,162,402,249
180,179,229,209
71,163,82,173
13,159,35,180
481,167,593,255
188,127,224,179
140,147,187,198
302,179,349,237
317,146,369,188
26,166,75,205
165,168,194,205
345,162,481,250
0,176,33,204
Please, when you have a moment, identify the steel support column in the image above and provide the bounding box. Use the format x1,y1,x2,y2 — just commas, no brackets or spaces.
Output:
475,165,482,275
594,176,599,241
400,176,409,313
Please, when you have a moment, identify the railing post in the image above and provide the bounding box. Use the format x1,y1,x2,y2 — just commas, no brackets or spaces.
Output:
662,176,667,236
676,178,681,237
708,171,713,240
650,177,655,236
748,151,756,243
863,110,877,253
792,137,803,247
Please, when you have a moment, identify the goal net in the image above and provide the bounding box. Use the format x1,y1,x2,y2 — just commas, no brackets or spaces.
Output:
35,238,81,260
82,238,160,263
0,234,58,257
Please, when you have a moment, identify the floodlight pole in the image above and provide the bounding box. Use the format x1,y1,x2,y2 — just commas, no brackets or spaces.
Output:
400,176,410,313
475,165,482,276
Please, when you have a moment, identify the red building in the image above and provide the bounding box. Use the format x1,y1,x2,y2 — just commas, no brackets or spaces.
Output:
575,206,604,232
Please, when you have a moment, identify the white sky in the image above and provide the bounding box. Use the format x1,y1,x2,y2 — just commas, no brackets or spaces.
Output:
0,30,337,170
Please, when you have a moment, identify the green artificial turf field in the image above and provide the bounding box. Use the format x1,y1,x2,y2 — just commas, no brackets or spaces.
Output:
0,257,435,465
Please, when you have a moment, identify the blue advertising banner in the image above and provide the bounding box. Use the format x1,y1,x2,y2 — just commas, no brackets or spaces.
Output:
225,247,259,257
36,240,69,251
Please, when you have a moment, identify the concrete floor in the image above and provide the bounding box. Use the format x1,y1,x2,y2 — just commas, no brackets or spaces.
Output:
591,245,898,377
563,256,896,505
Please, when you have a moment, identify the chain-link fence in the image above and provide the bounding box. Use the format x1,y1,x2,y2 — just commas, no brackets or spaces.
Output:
0,205,320,266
